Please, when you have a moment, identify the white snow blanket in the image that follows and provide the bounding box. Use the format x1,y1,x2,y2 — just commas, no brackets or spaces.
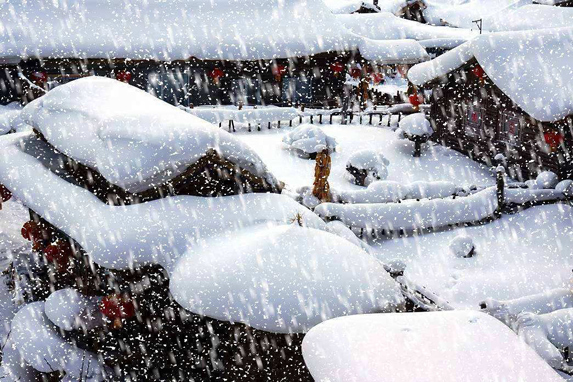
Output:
315,187,498,231
302,311,563,382
0,132,404,333
399,113,433,136
282,124,337,157
44,288,103,331
184,106,298,126
517,308,573,369
408,27,573,122
12,302,107,380
20,77,278,193
170,224,403,333
333,180,457,203
0,103,23,135
0,0,427,64
375,204,573,309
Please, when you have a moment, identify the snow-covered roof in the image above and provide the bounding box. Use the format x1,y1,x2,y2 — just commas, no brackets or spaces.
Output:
323,0,380,14
337,12,476,49
302,311,565,382
408,27,573,122
424,1,573,32
21,76,278,193
0,0,427,63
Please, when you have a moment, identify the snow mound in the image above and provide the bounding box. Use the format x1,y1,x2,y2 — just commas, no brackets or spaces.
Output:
399,113,433,137
21,76,278,193
12,302,107,380
534,171,559,189
333,180,457,203
170,224,404,333
282,124,337,158
44,288,103,331
556,180,573,196
0,103,23,135
346,150,390,186
302,311,563,382
449,235,476,258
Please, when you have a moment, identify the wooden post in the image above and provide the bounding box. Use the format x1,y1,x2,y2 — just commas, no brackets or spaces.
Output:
268,122,271,129
310,115,314,124
387,114,391,127
360,115,363,124
398,113,402,123
248,123,251,132
278,120,281,128
369,114,373,125
495,166,505,218
319,114,323,124
289,119,293,127
330,114,333,124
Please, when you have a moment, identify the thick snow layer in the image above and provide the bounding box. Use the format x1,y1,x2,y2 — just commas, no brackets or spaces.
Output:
0,103,23,135
399,113,433,136
315,187,498,231
373,204,573,308
333,180,457,203
302,311,564,382
355,38,429,64
21,77,277,193
44,289,103,331
170,224,404,333
0,0,429,63
282,124,337,157
183,106,298,126
449,235,475,258
0,132,324,270
235,124,494,193
409,27,573,122
12,302,106,379
517,308,573,369
337,12,476,42
346,149,390,186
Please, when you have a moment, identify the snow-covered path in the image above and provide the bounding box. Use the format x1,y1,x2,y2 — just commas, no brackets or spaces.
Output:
235,122,494,192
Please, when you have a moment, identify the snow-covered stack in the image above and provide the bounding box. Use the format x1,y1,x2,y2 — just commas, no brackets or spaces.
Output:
0,77,404,380
398,113,433,157
345,149,390,186
282,124,337,159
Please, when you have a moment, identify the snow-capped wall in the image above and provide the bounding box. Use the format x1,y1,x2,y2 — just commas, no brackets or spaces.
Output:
21,77,278,193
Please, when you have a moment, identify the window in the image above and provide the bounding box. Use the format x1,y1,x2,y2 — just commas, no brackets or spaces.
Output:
498,112,521,146
282,76,313,104
464,103,482,137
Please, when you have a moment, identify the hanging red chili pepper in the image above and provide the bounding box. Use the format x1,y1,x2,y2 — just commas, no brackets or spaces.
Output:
372,72,384,84
44,241,73,269
409,93,423,108
21,221,42,241
544,130,564,152
30,71,48,84
330,62,344,74
351,68,361,79
471,65,486,82
209,68,225,83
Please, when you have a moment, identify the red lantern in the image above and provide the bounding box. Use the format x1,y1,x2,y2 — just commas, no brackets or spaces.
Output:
209,68,225,80
409,93,423,107
44,241,73,268
21,221,42,241
100,294,136,321
0,184,11,203
544,130,564,152
351,68,361,79
372,73,384,84
115,71,132,83
30,71,48,84
471,65,485,81
330,62,344,74
272,65,287,76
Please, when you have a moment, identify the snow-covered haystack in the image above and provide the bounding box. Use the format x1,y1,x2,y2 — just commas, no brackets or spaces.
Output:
398,113,433,157
449,235,476,258
20,76,280,196
170,224,404,333
517,308,573,370
302,311,563,382
282,124,337,159
345,149,390,186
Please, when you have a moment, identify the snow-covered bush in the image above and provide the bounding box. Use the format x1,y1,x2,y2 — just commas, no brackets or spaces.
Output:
449,235,476,258
398,113,433,157
282,124,336,158
345,149,390,186
534,171,559,189
556,179,573,197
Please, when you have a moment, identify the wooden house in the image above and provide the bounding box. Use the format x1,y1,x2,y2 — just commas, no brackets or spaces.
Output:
408,28,573,181
0,0,428,109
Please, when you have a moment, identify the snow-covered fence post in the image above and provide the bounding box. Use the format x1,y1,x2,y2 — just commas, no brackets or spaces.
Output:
495,165,505,218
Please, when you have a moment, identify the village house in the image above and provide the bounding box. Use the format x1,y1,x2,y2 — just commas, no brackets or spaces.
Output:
0,1,429,109
408,27,573,181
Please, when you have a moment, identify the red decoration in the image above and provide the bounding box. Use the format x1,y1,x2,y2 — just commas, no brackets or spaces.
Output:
471,66,485,81
544,130,564,152
409,93,423,107
272,65,287,76
372,73,384,84
44,241,73,268
209,68,225,80
21,221,42,241
351,68,361,79
330,62,344,74
100,294,136,320
30,71,48,83
0,184,11,203
115,71,132,83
